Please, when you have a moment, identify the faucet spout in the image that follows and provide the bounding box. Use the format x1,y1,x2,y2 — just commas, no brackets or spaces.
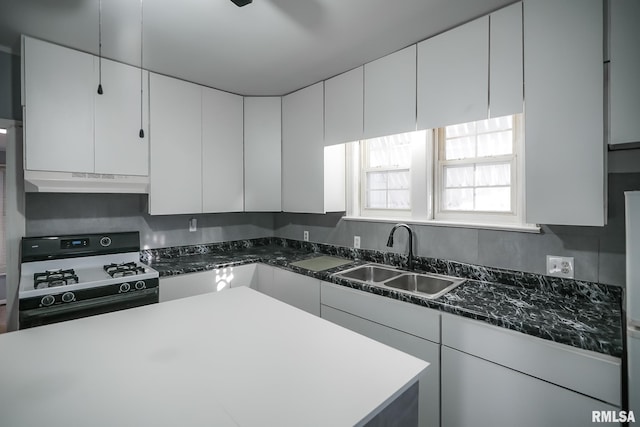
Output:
386,223,414,270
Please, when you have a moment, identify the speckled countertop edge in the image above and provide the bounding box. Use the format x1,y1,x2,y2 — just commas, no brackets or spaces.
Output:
141,238,623,358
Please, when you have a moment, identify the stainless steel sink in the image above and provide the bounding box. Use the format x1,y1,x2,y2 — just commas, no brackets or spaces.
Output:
383,273,465,299
334,263,465,299
336,264,403,283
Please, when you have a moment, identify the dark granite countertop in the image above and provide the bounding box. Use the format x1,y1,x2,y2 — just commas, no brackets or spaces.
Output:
141,238,623,358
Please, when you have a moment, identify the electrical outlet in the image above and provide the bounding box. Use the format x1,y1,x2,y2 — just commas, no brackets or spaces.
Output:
354,236,361,249
189,218,197,232
303,230,309,242
546,255,574,279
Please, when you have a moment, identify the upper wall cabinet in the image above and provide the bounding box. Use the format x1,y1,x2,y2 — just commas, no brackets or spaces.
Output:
22,36,150,177
282,82,345,213
324,66,364,145
609,0,640,145
94,58,149,176
202,87,244,213
524,0,604,226
489,2,524,118
149,73,202,215
23,36,95,173
244,97,282,212
364,45,416,139
417,17,489,129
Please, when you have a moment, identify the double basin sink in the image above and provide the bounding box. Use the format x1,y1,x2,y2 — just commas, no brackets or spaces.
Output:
334,264,465,299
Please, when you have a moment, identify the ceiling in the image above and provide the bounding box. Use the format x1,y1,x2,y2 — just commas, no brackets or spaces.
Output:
0,0,516,96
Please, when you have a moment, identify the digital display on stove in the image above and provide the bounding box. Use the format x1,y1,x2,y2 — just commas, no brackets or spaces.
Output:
61,238,89,249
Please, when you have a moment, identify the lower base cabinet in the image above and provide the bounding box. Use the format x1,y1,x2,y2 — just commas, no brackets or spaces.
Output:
320,282,440,427
255,266,320,316
441,346,619,427
159,264,257,302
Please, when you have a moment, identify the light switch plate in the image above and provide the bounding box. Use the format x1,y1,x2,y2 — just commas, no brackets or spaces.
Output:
354,236,361,249
189,218,197,232
546,255,574,279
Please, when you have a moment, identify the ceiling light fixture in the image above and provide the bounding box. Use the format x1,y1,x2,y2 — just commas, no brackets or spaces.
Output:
231,0,252,7
139,0,144,138
97,0,103,94
0,128,7,134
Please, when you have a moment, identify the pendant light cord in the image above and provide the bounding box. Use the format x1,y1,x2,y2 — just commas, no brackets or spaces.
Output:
97,0,103,94
139,0,145,138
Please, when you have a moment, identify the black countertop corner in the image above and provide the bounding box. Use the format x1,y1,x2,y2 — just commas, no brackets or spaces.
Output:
141,237,623,358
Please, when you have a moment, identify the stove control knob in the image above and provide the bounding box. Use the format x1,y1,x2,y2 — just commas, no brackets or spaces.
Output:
135,280,146,290
61,292,75,303
99,236,112,247
119,283,131,293
41,295,55,307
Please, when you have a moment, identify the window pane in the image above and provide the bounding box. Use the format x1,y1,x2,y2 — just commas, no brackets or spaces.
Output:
388,190,410,209
445,136,476,160
444,166,474,188
367,190,387,209
366,172,387,190
387,170,410,189
476,115,512,133
366,136,411,168
475,163,511,186
443,188,474,211
446,121,476,138
475,187,511,211
477,130,513,157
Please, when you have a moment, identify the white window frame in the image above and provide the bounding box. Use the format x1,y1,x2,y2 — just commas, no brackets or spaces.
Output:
434,114,525,225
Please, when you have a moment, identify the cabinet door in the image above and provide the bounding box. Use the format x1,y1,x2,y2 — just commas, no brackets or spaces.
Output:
282,82,325,213
202,87,244,213
22,36,94,173
244,97,282,212
610,0,640,145
523,0,604,226
95,58,149,176
149,73,202,215
417,17,488,130
441,346,619,427
324,66,364,145
322,305,440,427
159,270,218,302
489,2,523,118
226,263,258,289
258,267,320,316
364,45,416,138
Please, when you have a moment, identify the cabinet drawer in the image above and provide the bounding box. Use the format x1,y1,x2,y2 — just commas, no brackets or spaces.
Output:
321,282,440,343
441,313,621,406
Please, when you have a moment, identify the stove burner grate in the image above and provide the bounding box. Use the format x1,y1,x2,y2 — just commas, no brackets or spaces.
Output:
103,262,146,278
34,269,79,289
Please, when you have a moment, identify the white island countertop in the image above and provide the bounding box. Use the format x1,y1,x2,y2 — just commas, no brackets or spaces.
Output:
0,287,428,427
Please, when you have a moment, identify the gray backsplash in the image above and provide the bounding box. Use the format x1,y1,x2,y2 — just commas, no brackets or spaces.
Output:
25,172,640,286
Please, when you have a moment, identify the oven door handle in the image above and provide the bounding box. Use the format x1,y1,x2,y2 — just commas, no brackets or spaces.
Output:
20,288,158,318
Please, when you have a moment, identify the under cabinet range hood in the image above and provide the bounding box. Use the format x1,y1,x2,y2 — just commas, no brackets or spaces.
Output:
24,170,150,194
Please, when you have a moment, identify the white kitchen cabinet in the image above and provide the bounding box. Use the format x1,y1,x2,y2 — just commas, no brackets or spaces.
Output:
364,45,416,139
321,282,440,427
256,266,320,316
94,58,149,176
417,17,488,130
324,66,364,145
243,97,282,212
160,264,258,302
489,2,523,118
441,346,619,427
282,82,345,213
523,0,604,226
202,86,244,213
149,72,202,215
440,313,621,427
22,36,95,173
609,0,640,145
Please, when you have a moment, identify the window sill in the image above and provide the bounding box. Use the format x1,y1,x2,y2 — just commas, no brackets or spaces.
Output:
342,216,541,233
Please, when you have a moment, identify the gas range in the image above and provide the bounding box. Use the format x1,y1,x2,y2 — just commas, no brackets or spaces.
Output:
19,232,159,329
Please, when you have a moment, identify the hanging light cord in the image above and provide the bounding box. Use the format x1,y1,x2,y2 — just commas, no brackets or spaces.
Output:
139,0,145,138
97,0,103,94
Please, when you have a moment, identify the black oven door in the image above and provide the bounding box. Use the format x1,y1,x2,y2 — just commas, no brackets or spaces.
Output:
19,288,159,329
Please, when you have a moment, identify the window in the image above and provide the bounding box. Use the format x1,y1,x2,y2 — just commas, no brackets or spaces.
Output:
348,114,527,228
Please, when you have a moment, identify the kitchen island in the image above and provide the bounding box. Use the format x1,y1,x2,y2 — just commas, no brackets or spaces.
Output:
0,287,428,426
